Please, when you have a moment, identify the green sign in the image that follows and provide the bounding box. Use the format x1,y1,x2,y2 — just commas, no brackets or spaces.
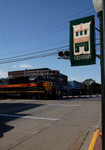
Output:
70,15,96,66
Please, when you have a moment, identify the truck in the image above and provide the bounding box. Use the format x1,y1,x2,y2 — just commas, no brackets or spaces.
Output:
0,68,68,99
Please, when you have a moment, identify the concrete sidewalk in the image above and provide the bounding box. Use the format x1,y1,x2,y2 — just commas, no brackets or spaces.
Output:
88,129,102,150
94,130,102,150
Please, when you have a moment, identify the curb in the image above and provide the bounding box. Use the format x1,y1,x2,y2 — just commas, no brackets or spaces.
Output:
88,129,99,150
63,95,101,99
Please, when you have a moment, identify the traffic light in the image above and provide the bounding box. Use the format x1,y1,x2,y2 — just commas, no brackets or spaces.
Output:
64,51,69,57
58,51,70,59
58,51,64,57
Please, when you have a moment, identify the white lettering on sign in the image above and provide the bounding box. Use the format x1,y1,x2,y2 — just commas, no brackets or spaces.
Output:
74,54,91,60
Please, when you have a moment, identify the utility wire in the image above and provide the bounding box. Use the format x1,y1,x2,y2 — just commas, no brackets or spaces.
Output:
0,35,99,61
0,45,69,62
0,52,58,64
0,41,100,65
49,7,93,26
0,37,100,63
0,6,94,55
0,6,94,48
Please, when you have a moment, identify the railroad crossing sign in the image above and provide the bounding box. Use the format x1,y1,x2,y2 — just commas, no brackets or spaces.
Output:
70,15,96,66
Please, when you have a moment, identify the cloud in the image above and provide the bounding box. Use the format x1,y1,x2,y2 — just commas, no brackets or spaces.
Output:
12,64,32,69
70,78,81,82
13,65,17,68
0,71,7,78
20,64,32,68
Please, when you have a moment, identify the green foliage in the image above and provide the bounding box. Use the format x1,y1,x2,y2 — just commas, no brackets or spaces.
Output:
82,78,101,94
83,78,95,85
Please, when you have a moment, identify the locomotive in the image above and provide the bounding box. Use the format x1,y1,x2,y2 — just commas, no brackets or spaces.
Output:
0,68,68,99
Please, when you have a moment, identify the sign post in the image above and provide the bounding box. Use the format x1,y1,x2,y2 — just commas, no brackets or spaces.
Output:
70,15,96,66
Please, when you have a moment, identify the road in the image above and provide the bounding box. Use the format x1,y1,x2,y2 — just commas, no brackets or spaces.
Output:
0,97,101,150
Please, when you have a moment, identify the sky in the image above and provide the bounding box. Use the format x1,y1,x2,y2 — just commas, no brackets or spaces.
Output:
0,0,101,83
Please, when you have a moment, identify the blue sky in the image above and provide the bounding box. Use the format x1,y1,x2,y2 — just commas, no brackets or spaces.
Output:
0,0,101,83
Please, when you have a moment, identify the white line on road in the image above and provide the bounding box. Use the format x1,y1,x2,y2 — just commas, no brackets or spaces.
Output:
0,114,60,121
47,104,81,107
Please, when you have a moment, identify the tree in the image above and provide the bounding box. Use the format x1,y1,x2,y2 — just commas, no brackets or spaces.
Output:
83,78,95,85
89,82,101,94
83,79,101,94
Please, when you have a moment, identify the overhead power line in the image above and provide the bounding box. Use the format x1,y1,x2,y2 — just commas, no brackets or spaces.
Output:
0,6,94,55
0,35,100,65
47,7,94,32
0,45,69,61
0,52,58,65
0,45,69,64
53,7,93,24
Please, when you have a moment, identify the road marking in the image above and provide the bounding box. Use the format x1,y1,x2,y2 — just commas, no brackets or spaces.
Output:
88,129,99,150
47,104,81,107
0,114,60,121
37,100,57,104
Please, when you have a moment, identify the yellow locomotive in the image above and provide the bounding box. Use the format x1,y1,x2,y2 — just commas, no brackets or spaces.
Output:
0,68,68,99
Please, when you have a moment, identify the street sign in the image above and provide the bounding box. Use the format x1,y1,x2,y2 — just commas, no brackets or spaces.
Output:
70,15,96,66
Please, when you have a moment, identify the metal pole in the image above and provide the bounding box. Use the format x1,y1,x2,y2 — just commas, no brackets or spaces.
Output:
98,8,105,150
102,0,105,148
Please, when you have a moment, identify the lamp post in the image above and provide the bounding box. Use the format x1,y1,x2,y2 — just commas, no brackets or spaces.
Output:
93,0,105,149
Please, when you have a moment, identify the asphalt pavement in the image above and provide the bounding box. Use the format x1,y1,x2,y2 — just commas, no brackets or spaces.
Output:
0,97,101,150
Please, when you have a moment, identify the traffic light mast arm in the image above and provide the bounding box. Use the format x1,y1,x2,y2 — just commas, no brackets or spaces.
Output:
58,56,70,59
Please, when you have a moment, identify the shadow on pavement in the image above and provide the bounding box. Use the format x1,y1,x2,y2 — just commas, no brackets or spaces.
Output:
0,122,14,138
62,97,101,101
0,102,44,138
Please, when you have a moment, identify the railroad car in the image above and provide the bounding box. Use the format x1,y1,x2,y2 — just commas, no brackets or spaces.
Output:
0,68,68,99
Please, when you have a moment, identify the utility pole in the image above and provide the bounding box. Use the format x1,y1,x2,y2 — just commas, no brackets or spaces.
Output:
103,1,105,57
93,0,105,149
102,0,105,149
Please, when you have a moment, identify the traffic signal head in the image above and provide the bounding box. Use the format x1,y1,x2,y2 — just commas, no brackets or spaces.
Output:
64,51,69,56
58,51,70,59
58,51,64,57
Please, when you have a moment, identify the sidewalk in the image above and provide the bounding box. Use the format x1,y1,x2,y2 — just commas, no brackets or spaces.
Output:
94,130,102,150
88,129,102,150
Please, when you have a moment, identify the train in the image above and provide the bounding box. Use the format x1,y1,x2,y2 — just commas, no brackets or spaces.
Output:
0,68,68,99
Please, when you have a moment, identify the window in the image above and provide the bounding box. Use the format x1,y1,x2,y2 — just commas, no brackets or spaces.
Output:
80,30,83,36
84,30,87,35
76,31,78,36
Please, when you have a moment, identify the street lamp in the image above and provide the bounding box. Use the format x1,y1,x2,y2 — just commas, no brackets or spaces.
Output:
93,0,102,14
92,0,105,149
